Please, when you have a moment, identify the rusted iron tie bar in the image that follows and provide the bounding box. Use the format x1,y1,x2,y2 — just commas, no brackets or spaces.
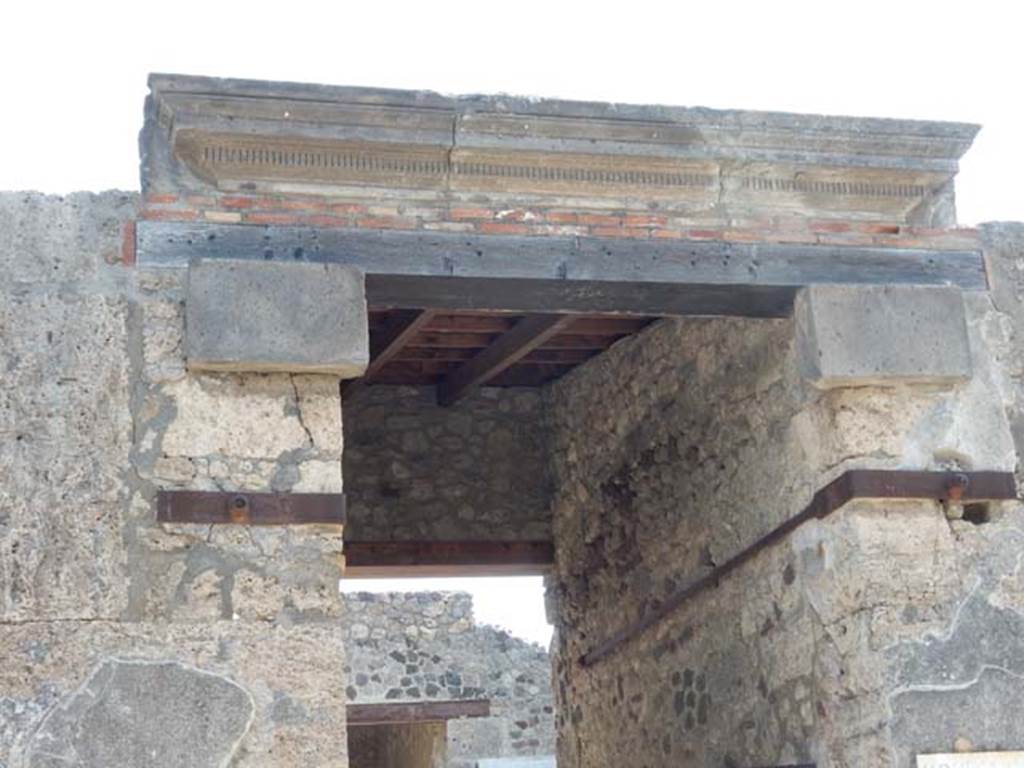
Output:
579,469,1017,668
157,490,346,526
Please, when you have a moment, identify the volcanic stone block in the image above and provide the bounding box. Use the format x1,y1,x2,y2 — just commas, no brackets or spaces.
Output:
795,284,971,388
24,659,253,768
186,258,368,376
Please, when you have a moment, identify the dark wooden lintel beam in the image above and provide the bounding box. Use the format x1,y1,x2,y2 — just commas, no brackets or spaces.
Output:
437,314,576,405
137,222,988,318
579,469,1018,668
343,540,555,578
347,700,491,726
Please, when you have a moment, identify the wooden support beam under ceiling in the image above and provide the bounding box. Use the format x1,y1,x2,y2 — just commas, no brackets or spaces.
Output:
347,700,491,726
364,309,436,380
343,540,555,578
437,314,577,405
342,308,436,394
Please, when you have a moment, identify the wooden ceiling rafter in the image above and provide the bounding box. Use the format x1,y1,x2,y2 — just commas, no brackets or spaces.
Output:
345,308,437,393
437,314,578,406
354,308,657,399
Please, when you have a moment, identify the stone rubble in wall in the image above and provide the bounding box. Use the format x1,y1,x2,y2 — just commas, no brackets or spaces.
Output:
541,255,1024,767
342,592,556,766
343,385,551,542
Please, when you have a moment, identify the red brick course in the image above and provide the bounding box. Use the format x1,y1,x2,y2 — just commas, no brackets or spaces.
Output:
121,220,136,266
135,192,981,257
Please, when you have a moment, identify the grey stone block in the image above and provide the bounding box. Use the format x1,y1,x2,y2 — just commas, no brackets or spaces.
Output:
186,258,368,377
795,284,971,389
24,659,253,768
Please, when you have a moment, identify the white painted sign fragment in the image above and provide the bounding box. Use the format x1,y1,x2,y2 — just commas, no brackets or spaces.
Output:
918,753,1024,768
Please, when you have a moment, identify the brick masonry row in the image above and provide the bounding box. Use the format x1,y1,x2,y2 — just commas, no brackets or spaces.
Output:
130,193,981,260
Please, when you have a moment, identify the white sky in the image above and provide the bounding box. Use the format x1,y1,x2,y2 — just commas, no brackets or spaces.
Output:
3,1,1020,644
1,0,1021,224
341,577,553,647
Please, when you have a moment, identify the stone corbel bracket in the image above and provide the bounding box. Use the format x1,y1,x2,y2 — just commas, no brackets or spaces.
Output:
143,73,979,222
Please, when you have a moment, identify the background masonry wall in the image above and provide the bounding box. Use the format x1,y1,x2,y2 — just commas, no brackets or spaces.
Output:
1,193,349,767
544,225,1024,767
343,592,556,767
343,386,551,541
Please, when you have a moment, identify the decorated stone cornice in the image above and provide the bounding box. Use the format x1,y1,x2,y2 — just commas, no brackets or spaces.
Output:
143,73,979,221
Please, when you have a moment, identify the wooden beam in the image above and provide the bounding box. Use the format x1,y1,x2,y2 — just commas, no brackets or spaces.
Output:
411,331,502,349
437,315,576,405
343,540,555,578
347,700,491,726
137,222,988,318
563,316,654,334
364,361,461,384
394,347,597,364
366,309,436,380
342,309,436,397
366,361,575,386
421,314,520,333
579,469,1018,668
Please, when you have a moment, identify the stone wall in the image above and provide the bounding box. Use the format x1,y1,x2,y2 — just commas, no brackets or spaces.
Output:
343,592,556,767
544,238,1024,767
0,193,350,766
343,386,551,541
5,184,1024,768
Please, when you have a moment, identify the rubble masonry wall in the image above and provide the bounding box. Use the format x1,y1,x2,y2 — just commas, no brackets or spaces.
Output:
343,592,555,767
545,222,1024,767
343,385,551,542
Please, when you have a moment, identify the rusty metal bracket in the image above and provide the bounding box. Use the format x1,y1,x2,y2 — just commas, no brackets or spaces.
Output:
157,490,345,526
579,469,1017,668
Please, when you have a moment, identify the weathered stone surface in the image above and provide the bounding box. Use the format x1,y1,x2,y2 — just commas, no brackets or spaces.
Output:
342,592,554,768
0,195,136,622
795,284,972,388
0,620,349,767
23,659,253,768
544,295,1020,766
343,386,550,541
888,594,1024,765
145,74,976,223
0,192,136,284
980,222,1024,485
134,266,344,498
1,192,351,764
186,258,368,377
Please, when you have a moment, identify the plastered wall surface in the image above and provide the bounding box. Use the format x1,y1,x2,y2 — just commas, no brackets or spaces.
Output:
343,592,555,767
1,192,349,766
544,225,1024,767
